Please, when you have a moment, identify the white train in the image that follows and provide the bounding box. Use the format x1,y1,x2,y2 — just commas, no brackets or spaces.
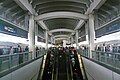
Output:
0,41,28,55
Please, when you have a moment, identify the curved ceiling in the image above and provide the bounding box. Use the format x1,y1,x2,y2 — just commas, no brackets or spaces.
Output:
0,0,28,30
96,0,120,29
1,0,114,41
44,18,79,30
28,0,93,40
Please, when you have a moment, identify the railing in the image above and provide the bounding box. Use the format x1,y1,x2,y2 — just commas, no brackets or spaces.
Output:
80,49,89,58
0,49,45,74
80,49,120,71
77,51,88,80
92,51,120,70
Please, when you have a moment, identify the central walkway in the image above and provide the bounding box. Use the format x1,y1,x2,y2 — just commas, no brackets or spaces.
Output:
58,50,67,80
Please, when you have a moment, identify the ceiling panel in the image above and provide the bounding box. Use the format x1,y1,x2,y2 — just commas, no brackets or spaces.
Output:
52,31,71,36
0,0,28,30
44,18,79,30
96,0,120,28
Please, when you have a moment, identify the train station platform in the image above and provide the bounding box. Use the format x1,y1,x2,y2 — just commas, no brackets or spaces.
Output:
0,47,120,80
0,0,120,80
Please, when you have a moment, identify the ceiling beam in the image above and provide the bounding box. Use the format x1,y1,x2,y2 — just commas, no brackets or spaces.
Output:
105,3,118,12
5,5,18,16
53,35,70,38
86,0,107,14
36,5,86,13
33,0,88,8
49,29,74,33
100,8,111,15
14,0,36,15
98,13,107,19
74,20,85,30
38,21,49,30
73,0,106,35
54,38,69,40
35,11,88,21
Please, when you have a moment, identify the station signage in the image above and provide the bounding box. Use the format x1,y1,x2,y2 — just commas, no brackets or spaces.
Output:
78,24,86,42
37,36,45,43
0,24,17,35
78,36,86,42
4,26,16,33
106,22,120,32
0,19,28,38
96,18,120,38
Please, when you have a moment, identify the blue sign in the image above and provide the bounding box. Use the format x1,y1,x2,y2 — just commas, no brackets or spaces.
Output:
96,18,120,38
0,22,17,35
1,25,17,34
0,19,28,38
106,22,120,32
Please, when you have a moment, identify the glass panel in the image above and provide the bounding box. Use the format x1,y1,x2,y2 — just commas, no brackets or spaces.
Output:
11,54,19,67
0,56,9,73
0,51,39,73
81,49,120,71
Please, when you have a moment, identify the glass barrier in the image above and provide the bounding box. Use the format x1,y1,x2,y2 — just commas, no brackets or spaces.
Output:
80,49,89,57
0,52,31,73
0,49,45,74
80,49,120,70
36,49,45,58
92,51,120,70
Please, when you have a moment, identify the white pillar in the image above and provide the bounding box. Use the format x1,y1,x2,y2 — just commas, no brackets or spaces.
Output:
35,22,38,35
45,30,48,49
71,36,73,46
25,14,29,30
88,14,95,58
68,38,70,44
51,36,53,44
76,30,79,49
85,21,88,41
53,38,55,44
29,15,35,59
51,36,53,47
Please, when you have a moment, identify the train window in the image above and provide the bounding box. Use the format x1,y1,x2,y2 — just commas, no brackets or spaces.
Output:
0,49,3,55
0,48,10,55
2,48,10,55
13,48,18,53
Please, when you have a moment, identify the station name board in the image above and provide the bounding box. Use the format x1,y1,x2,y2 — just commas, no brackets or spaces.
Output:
0,19,28,38
96,18,120,38
4,26,16,33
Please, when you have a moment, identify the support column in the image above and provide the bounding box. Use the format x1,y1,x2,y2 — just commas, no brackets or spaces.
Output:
71,36,73,46
85,21,88,41
29,15,35,59
68,38,70,44
75,30,79,49
25,14,29,30
53,38,55,44
51,36,53,44
35,22,38,36
51,36,53,47
45,30,48,50
88,14,95,58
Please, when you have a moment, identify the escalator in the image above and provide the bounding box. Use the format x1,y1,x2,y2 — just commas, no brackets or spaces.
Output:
37,49,54,80
70,49,88,80
57,50,67,80
37,48,88,80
